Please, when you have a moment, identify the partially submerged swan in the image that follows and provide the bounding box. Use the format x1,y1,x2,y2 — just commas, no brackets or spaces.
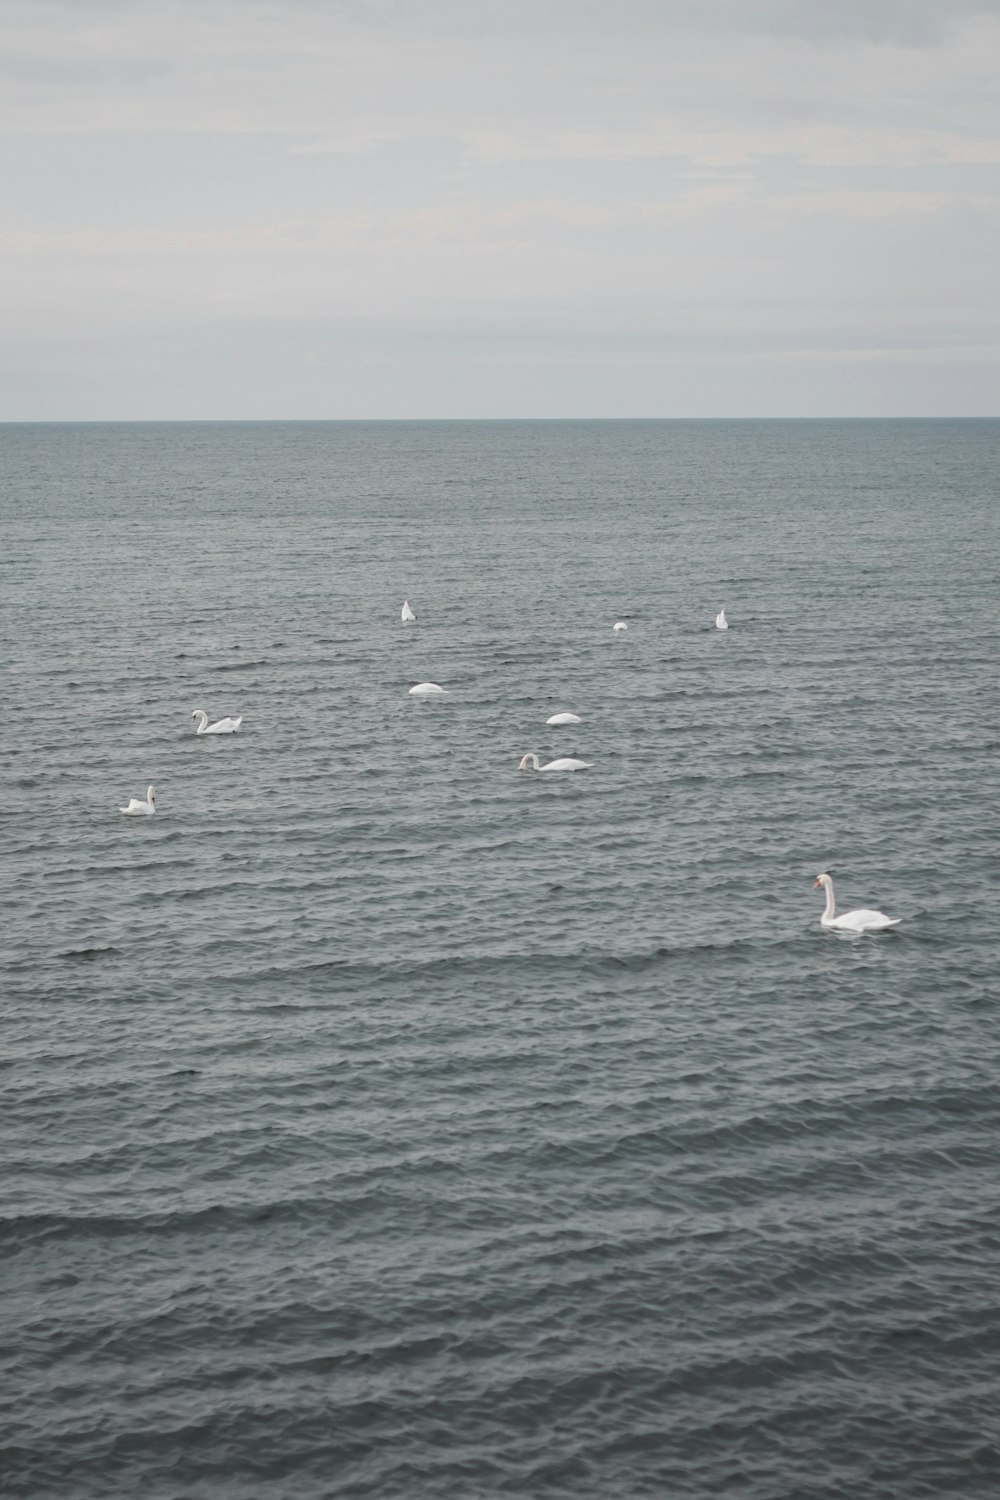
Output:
814,872,900,933
546,712,582,726
716,609,728,630
409,682,447,696
613,621,628,632
192,709,242,735
401,600,416,622
120,785,156,816
519,753,592,772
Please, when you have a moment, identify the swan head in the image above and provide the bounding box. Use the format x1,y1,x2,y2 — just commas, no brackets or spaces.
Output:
814,872,831,889
147,786,156,805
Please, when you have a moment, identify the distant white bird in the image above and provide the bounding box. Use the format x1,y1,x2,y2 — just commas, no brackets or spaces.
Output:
192,709,242,735
715,609,729,630
519,753,591,772
120,785,156,816
401,600,416,623
409,682,447,696
613,621,628,632
814,872,901,933
546,712,582,726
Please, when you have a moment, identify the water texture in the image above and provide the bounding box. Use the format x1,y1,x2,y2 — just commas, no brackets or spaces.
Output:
2,419,999,1498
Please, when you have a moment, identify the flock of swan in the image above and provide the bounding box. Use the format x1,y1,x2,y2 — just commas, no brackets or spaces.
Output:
119,600,901,935
118,709,241,815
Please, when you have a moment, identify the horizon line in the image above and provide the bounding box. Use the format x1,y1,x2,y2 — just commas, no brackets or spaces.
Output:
2,414,998,425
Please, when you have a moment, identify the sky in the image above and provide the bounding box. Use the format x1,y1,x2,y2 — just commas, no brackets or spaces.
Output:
2,0,999,419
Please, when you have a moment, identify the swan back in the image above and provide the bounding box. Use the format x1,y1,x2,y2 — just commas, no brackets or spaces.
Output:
613,621,628,632
546,712,582,726
120,784,156,815
716,609,728,630
409,682,447,696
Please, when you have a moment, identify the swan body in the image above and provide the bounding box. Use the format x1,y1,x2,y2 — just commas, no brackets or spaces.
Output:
716,609,728,630
546,712,582,726
519,753,592,772
192,709,242,735
409,681,447,696
120,785,156,816
401,600,416,622
814,872,900,933
613,621,628,632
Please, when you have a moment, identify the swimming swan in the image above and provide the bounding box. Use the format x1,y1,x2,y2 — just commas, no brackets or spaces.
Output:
716,609,729,630
409,682,447,696
546,712,582,726
814,872,900,933
613,621,628,632
519,753,592,772
120,785,156,815
401,600,416,622
192,709,242,735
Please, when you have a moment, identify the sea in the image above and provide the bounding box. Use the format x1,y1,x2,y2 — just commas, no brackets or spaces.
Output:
2,419,999,1499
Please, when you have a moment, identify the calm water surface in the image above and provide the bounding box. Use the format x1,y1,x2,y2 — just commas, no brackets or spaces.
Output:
2,420,1000,1498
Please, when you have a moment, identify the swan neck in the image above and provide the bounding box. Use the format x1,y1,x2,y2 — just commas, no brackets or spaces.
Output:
519,753,540,771
822,877,836,920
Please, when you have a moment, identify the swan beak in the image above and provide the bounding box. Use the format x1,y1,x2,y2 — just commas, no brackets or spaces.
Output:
813,877,821,888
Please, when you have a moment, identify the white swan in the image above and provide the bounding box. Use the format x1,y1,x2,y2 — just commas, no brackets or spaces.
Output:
409,681,447,696
192,709,242,735
519,753,592,772
814,872,900,933
716,609,729,630
401,600,416,622
120,785,156,816
613,621,628,632
546,712,582,726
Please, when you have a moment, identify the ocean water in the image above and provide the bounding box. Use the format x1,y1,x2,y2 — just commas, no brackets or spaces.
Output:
2,419,1000,1499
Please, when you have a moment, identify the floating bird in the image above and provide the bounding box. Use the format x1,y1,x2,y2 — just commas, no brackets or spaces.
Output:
519,753,591,772
409,682,447,696
192,709,242,735
120,785,156,816
546,712,582,726
613,621,628,632
401,600,416,623
814,872,901,933
716,609,728,630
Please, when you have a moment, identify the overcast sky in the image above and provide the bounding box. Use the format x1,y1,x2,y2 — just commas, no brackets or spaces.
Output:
3,0,999,418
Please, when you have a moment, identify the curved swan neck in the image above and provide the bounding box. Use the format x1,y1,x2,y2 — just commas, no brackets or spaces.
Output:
519,753,540,771
192,710,208,731
146,786,155,805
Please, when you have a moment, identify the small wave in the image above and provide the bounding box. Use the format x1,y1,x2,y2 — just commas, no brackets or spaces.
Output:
58,946,123,962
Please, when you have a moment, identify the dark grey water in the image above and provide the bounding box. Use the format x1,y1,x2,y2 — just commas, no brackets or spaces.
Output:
3,420,1000,1499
